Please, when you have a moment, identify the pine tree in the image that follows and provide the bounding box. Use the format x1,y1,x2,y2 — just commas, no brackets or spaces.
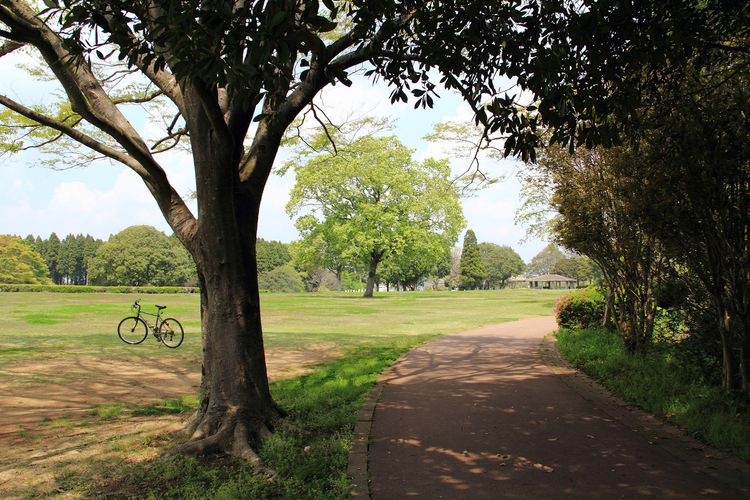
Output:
459,229,485,290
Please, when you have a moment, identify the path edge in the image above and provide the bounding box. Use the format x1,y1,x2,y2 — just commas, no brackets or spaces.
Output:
347,378,380,497
347,346,416,498
540,333,750,496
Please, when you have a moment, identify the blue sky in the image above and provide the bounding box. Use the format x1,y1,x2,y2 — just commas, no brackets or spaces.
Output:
0,54,549,262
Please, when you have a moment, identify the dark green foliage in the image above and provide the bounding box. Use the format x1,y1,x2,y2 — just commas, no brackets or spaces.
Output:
25,232,103,285
478,242,525,289
258,265,305,293
554,288,605,329
458,230,485,290
256,239,292,274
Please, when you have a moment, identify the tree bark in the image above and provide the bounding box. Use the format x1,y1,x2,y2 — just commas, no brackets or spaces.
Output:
172,84,285,462
364,251,383,298
178,197,282,464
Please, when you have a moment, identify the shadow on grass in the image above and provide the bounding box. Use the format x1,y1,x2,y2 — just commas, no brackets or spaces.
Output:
91,340,427,499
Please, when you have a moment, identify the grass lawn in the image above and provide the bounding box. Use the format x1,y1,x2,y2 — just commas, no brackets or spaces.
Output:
0,289,559,365
0,288,561,498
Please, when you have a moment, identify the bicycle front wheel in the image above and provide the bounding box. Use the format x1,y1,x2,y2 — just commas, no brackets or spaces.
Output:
117,317,148,344
159,318,184,348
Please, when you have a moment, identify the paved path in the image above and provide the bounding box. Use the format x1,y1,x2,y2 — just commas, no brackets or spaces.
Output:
360,317,750,499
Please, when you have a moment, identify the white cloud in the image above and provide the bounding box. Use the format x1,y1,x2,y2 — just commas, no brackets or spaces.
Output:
50,181,99,213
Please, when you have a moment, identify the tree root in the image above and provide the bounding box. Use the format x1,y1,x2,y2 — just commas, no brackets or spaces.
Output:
173,411,279,478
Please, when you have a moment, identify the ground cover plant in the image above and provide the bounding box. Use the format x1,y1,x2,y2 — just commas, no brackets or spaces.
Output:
556,326,750,462
0,289,561,497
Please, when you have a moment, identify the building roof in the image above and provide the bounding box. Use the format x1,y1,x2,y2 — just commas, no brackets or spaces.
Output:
528,274,577,282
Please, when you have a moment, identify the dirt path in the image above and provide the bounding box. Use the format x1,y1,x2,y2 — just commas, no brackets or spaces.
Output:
366,317,750,499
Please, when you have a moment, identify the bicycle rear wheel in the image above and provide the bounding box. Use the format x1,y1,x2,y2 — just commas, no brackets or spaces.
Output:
117,317,148,344
159,318,184,348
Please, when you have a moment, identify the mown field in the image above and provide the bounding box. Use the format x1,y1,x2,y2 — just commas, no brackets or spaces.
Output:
0,289,562,498
0,290,560,365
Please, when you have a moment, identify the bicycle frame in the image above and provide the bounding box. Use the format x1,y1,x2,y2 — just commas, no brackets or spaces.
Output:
131,300,165,334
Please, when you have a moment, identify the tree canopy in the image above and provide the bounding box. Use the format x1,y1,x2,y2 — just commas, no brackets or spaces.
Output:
458,229,484,290
286,134,464,297
0,234,50,284
88,225,196,286
526,244,565,277
478,243,525,289
256,239,292,274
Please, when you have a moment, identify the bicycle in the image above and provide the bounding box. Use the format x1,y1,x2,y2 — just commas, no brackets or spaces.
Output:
117,299,184,348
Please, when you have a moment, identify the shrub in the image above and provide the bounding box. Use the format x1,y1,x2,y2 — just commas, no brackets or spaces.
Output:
258,265,305,293
554,287,605,329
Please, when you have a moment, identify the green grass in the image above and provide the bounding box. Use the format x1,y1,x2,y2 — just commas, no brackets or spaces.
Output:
0,288,561,498
0,289,560,367
556,327,750,461
107,340,425,499
90,403,125,420
133,395,199,416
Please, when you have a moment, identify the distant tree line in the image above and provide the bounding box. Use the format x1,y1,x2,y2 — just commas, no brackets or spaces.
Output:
24,233,101,285
453,231,595,291
0,227,196,287
3,227,565,293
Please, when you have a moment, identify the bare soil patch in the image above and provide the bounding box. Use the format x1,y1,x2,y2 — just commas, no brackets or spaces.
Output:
0,344,340,498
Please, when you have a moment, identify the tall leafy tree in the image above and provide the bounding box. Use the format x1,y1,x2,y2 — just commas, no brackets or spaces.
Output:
88,225,195,286
0,234,50,284
286,135,464,298
478,243,525,289
379,233,453,291
0,0,737,459
526,243,565,277
458,229,485,290
545,146,665,352
641,63,750,396
42,232,62,284
553,255,596,287
289,232,350,290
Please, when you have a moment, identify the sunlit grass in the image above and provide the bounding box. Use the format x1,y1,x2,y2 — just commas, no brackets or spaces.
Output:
95,339,425,499
0,288,562,498
0,289,561,367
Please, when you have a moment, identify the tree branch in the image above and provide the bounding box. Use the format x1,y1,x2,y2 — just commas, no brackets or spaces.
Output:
0,1,197,240
0,94,143,169
0,39,23,57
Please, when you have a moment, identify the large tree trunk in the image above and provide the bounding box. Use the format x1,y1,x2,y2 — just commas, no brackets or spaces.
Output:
364,251,383,298
718,307,740,395
174,87,284,464
602,287,616,330
178,211,282,464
